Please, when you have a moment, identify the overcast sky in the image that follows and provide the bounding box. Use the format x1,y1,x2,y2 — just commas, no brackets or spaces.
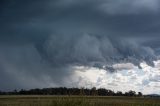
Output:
0,0,160,94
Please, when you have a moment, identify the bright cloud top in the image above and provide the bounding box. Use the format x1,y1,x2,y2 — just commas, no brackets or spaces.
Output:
70,60,160,94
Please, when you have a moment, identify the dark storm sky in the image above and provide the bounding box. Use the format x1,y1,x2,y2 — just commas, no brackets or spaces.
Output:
0,0,160,91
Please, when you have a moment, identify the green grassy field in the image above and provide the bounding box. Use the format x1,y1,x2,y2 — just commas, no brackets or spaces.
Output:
0,95,160,106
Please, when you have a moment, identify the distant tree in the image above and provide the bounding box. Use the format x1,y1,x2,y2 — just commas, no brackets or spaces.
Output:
116,91,123,96
106,90,114,96
13,89,18,95
0,87,140,97
97,88,107,96
79,87,85,96
138,92,143,96
91,87,97,96
125,90,136,96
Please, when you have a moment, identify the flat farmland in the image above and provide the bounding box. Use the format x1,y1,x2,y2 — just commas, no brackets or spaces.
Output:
0,95,160,106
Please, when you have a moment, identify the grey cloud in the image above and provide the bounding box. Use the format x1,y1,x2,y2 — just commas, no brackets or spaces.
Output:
99,0,160,15
112,63,135,71
149,74,160,82
1,0,160,41
1,0,160,90
0,45,74,90
107,83,118,86
41,33,157,69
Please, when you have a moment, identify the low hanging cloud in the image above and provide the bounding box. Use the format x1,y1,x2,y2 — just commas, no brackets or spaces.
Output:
40,33,157,70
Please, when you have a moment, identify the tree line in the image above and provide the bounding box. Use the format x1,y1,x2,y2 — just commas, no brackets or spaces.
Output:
0,87,143,96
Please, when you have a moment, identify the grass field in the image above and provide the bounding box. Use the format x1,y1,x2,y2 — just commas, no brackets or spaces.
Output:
0,95,160,106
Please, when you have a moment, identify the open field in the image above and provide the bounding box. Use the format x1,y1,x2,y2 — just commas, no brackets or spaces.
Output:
0,95,160,106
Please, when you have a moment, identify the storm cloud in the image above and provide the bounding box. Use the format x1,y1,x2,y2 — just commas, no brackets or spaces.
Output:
0,0,160,92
